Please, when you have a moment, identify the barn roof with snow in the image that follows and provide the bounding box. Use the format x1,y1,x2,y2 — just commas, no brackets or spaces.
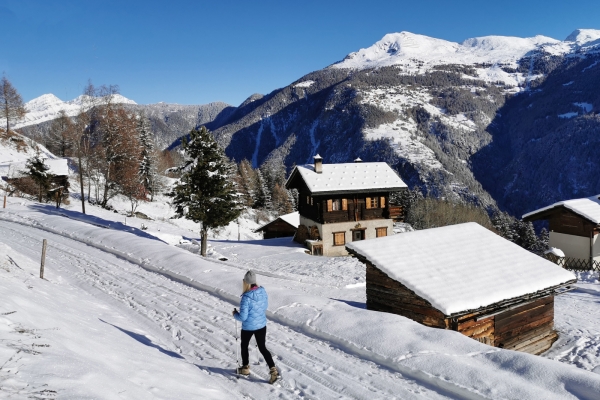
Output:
346,222,576,316
285,161,406,196
4,159,70,178
255,212,300,232
522,194,600,224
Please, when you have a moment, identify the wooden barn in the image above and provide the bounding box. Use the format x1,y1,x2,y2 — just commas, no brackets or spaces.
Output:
3,158,70,202
254,212,299,239
523,195,600,269
346,223,577,355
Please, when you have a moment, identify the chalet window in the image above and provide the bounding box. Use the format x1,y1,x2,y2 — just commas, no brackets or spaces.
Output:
327,199,348,212
311,197,313,205
333,232,345,246
306,195,310,204
365,197,385,209
376,227,387,237
365,197,379,209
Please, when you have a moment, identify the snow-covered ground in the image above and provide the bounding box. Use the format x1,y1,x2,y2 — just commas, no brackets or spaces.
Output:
1,194,600,399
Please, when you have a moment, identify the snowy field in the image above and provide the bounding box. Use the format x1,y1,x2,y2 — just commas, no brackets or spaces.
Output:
1,194,600,399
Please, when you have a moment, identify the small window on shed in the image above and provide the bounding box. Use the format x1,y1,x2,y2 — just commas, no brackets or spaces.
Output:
333,232,345,246
376,227,387,237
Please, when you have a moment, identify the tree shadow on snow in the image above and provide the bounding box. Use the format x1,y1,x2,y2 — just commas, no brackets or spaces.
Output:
209,237,305,249
330,298,366,309
29,204,166,243
99,319,184,359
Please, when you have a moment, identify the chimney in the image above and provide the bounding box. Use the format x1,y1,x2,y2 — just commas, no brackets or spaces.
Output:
354,157,362,163
314,154,323,174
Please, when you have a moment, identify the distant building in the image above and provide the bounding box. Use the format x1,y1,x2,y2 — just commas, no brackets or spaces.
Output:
254,212,299,239
523,195,600,269
2,158,70,202
346,223,576,354
285,155,406,256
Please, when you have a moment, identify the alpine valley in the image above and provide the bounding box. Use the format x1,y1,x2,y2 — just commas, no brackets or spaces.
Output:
16,29,600,217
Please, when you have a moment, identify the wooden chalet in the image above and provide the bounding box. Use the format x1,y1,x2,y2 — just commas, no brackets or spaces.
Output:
254,212,299,239
3,158,70,202
346,223,576,354
285,155,407,256
523,195,600,269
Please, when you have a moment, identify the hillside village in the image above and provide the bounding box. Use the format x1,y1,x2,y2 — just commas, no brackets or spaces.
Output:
2,27,600,399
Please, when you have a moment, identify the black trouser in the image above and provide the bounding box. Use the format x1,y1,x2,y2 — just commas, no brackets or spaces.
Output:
241,326,274,368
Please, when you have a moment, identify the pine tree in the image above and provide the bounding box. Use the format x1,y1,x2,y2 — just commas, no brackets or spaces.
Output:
255,169,272,210
0,76,27,134
137,112,157,200
492,211,517,243
169,127,243,256
22,150,53,202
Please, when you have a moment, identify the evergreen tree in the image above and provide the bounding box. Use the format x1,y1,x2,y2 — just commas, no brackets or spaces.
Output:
22,150,53,202
254,169,272,210
492,211,517,243
169,127,243,256
137,112,157,200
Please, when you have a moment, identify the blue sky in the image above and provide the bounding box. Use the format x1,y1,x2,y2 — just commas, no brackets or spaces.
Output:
1,0,599,106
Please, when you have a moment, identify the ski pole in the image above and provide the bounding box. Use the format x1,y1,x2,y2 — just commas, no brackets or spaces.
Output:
235,318,239,367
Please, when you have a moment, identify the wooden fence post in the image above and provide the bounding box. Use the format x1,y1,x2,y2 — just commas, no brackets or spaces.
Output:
3,195,6,209
40,239,47,279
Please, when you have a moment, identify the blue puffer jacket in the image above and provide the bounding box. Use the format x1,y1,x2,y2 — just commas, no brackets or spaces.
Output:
234,286,268,331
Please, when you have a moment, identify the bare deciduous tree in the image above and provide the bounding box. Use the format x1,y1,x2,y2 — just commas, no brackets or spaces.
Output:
0,75,27,134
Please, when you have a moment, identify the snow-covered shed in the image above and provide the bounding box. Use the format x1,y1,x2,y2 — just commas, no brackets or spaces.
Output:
254,212,299,239
3,158,70,201
285,156,407,256
346,223,576,354
523,195,600,269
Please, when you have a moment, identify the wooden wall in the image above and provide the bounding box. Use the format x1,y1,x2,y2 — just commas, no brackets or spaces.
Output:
366,263,447,328
494,296,556,354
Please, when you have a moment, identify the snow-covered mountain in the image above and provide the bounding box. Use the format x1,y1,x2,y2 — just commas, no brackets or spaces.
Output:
333,30,600,81
14,93,137,129
203,28,600,215
15,94,234,150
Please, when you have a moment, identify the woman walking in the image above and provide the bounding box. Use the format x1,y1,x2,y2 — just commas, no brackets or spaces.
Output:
233,270,279,383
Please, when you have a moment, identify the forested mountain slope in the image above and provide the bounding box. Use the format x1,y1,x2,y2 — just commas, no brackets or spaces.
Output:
208,29,600,214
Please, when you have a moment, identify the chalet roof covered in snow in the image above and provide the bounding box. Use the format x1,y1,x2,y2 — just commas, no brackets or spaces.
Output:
286,162,407,195
255,211,300,232
346,222,576,316
522,194,600,224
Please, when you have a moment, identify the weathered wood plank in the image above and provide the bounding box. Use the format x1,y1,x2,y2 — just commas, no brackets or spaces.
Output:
495,305,553,334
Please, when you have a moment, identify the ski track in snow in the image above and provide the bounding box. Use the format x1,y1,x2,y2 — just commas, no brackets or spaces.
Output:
0,221,450,400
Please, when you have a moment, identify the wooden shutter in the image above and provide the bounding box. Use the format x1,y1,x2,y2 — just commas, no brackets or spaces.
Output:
327,199,333,212
380,197,385,209
342,198,348,211
365,197,371,209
